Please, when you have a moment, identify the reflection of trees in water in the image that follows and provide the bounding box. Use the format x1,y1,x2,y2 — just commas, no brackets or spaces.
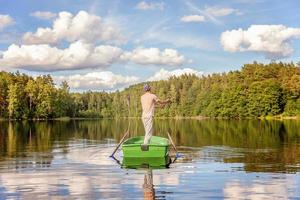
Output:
155,119,300,148
0,119,300,172
224,143,300,173
2,119,299,149
0,122,54,169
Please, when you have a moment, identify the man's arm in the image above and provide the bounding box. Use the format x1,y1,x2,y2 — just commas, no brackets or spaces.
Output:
157,99,171,105
155,98,171,108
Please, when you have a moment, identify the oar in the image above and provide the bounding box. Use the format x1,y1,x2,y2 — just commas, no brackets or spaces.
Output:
110,154,122,166
110,94,131,158
110,127,130,157
167,131,179,158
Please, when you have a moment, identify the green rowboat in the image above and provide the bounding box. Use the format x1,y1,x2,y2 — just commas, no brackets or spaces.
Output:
122,136,170,158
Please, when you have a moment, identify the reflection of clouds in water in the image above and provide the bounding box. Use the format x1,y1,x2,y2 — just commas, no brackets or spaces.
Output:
223,176,296,199
0,170,125,198
65,144,116,166
0,144,180,198
68,175,91,196
0,172,65,198
154,173,179,186
128,171,180,187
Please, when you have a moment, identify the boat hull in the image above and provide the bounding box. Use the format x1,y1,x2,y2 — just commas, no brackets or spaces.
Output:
122,156,171,169
122,136,169,158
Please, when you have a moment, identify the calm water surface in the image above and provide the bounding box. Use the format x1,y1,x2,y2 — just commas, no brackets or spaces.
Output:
0,119,300,199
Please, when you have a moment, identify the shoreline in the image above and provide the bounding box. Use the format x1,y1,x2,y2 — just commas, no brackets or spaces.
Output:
1,115,299,121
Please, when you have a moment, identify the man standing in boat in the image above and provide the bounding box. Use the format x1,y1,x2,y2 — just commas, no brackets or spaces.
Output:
141,84,171,146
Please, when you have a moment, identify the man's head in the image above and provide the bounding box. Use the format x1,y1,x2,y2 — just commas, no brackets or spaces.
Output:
144,84,151,92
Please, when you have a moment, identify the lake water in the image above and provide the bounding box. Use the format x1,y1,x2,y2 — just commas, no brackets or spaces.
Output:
0,119,300,199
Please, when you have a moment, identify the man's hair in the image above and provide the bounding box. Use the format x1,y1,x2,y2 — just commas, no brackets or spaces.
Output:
144,84,151,92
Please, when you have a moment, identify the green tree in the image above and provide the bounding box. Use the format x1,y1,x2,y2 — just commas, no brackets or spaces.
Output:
54,81,73,117
247,80,284,116
7,83,28,119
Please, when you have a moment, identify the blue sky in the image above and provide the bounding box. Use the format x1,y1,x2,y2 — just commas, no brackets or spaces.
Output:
0,0,300,91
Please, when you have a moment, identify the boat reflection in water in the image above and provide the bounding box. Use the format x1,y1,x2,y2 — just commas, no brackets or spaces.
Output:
121,156,173,200
122,156,172,169
119,134,176,199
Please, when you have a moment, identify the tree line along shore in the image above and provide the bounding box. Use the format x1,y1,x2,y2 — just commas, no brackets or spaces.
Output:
0,62,299,120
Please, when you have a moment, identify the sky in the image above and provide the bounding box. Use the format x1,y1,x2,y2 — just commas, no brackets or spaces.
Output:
0,0,300,91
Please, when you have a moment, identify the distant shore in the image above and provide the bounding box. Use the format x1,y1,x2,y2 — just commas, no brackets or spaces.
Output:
1,115,300,121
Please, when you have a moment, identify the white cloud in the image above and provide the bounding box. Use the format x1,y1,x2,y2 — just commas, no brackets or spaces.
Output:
0,41,123,71
53,71,139,90
220,25,300,59
181,15,205,23
204,6,241,17
135,1,164,10
0,41,186,71
53,68,203,91
23,10,125,45
0,14,14,30
147,68,203,81
121,47,185,66
30,11,57,20
185,2,241,24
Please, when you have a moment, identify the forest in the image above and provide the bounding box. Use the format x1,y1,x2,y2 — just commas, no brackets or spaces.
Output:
0,62,299,119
